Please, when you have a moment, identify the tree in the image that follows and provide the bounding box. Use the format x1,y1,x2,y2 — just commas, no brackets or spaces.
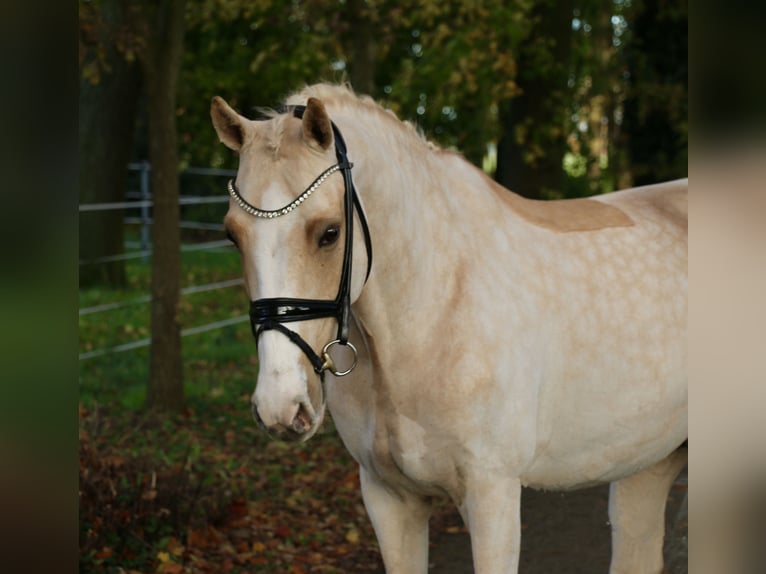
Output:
563,0,635,195
79,0,143,287
141,0,187,412
494,0,575,199
344,0,378,96
373,0,528,166
177,0,338,169
620,0,687,185
174,0,532,169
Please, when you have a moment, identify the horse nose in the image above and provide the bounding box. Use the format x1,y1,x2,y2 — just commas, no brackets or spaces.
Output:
251,394,311,436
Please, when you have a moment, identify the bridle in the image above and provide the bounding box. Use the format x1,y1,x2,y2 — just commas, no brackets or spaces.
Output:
227,105,373,377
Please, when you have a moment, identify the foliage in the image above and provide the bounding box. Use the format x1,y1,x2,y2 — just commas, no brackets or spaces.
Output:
81,0,688,192
173,0,536,168
620,0,687,185
79,399,385,573
177,0,337,169
371,0,533,164
563,0,636,194
79,0,147,85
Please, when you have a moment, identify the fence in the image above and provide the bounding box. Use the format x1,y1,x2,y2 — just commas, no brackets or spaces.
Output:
79,163,249,361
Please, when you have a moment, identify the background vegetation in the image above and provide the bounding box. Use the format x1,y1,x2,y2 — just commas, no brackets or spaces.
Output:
79,1,687,571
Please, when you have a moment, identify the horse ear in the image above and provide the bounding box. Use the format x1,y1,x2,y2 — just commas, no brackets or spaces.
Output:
302,97,333,150
211,96,251,152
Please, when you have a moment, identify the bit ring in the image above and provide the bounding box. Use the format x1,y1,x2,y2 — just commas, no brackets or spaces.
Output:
321,340,358,376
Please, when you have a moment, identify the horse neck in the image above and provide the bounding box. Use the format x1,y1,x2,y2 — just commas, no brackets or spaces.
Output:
332,107,509,348
341,116,448,257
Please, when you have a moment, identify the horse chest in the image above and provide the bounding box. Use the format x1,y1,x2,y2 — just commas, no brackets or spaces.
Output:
329,378,463,497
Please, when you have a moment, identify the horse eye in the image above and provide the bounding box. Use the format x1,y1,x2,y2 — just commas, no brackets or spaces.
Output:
318,225,340,247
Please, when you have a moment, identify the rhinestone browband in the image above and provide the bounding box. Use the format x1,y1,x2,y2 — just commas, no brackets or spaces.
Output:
227,163,347,219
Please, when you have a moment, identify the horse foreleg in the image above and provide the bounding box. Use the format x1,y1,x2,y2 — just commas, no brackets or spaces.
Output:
608,446,688,574
461,474,523,574
359,466,432,574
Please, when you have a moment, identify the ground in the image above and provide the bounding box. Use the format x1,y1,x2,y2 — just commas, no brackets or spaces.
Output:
422,479,688,573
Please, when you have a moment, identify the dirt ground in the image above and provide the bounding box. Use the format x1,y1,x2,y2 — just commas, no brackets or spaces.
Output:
377,474,688,573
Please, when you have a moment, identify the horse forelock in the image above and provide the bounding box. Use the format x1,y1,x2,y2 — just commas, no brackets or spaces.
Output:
252,111,290,159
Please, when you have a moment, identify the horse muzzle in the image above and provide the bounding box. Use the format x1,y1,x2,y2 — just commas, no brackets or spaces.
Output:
251,387,325,442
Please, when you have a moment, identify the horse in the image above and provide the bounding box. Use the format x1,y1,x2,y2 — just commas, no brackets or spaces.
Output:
210,83,687,574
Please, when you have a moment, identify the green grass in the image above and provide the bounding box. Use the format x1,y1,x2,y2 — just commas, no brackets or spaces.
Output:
79,241,253,410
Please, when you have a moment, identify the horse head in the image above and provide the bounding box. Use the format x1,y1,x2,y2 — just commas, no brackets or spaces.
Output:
211,95,371,441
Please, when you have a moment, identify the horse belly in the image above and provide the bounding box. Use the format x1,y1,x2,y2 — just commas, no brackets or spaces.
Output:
521,332,686,490
520,392,687,490
525,324,686,490
520,336,686,488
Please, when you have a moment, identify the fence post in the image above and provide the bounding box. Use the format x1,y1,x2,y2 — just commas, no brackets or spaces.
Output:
139,160,151,261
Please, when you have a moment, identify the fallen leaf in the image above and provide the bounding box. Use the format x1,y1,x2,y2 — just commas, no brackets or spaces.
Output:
167,536,185,557
160,562,184,574
345,528,360,544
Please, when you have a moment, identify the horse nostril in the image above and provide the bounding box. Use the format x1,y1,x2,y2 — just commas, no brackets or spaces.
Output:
252,404,267,430
291,403,312,434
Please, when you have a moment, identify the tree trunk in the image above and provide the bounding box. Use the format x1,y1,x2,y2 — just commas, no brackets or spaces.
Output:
345,0,376,96
142,0,186,413
495,0,574,199
621,0,688,186
79,0,142,287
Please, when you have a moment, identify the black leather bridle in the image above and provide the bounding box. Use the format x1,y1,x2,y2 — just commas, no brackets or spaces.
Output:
227,105,373,376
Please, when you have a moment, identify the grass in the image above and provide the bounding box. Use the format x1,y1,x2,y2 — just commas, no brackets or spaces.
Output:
79,239,252,410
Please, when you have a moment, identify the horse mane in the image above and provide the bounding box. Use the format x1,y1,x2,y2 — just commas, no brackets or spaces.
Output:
286,83,443,154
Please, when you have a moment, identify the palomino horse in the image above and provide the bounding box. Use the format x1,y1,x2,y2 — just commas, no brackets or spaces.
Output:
211,83,687,573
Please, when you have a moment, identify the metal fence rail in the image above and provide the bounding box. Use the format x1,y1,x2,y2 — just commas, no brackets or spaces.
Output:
79,195,230,212
80,278,244,316
79,314,250,361
79,163,236,257
122,217,225,232
127,163,237,178
79,239,233,265
79,163,245,363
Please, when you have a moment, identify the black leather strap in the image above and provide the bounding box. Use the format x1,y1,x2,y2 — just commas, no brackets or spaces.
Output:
250,298,338,324
254,320,326,374
281,104,372,282
246,104,373,373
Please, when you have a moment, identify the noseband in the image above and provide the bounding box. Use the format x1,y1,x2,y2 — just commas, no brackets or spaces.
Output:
227,105,373,377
